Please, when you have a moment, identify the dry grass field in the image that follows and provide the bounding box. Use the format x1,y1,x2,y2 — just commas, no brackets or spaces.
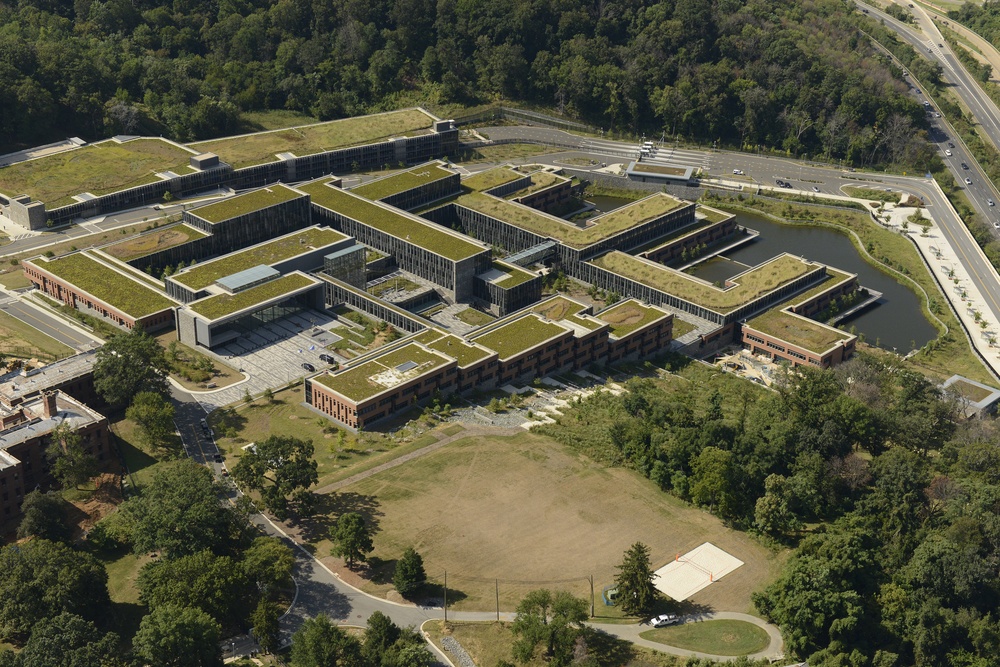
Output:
322,432,784,614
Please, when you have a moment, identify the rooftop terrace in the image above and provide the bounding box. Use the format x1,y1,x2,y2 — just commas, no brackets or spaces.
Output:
171,227,347,290
747,309,852,355
103,223,208,261
0,138,194,208
189,185,302,223
462,167,523,192
301,181,486,261
188,273,316,320
470,314,569,360
491,261,535,289
313,342,452,402
33,252,176,317
190,109,435,169
597,300,670,338
458,192,684,249
592,252,819,314
352,163,454,201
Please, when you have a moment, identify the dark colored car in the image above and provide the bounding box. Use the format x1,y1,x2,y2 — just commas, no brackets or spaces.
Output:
775,179,785,186
319,353,335,364
302,363,316,372
962,163,970,169
948,142,955,148
213,454,223,463
782,182,793,188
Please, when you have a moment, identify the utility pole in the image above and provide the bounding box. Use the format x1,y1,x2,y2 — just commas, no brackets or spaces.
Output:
496,579,500,621
589,576,595,618
443,571,448,623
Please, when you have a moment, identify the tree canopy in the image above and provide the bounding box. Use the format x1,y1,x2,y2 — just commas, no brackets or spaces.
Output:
614,542,658,616
231,434,318,520
131,604,223,667
0,612,120,667
16,490,70,542
330,512,375,568
93,328,169,408
511,589,589,666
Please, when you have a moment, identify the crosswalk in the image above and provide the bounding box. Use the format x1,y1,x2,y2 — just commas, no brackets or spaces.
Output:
578,137,713,170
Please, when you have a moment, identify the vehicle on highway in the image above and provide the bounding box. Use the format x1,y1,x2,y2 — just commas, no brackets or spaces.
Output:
948,142,955,148
994,222,1000,229
812,186,820,192
939,43,943,48
302,362,316,372
648,614,681,628
733,169,744,175
946,150,953,157
935,112,941,118
775,179,785,186
965,178,973,185
962,163,970,169
990,200,996,207
916,89,922,94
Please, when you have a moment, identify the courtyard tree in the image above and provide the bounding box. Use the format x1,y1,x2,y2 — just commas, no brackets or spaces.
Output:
132,604,223,667
231,434,318,520
330,512,374,567
393,546,426,597
126,391,176,454
614,542,658,616
290,614,363,667
93,327,169,407
511,589,588,666
45,421,98,490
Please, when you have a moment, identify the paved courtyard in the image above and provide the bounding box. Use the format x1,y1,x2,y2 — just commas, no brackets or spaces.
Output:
193,309,345,411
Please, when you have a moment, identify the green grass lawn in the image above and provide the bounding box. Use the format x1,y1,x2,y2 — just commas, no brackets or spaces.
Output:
639,620,770,656
0,310,74,361
0,270,32,289
239,109,321,132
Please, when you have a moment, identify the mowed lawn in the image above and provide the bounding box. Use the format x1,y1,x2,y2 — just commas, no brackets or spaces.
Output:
325,432,784,613
639,619,770,656
0,311,74,361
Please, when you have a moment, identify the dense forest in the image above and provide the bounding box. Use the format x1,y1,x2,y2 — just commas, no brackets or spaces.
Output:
541,353,1000,666
0,0,936,167
949,2,1000,48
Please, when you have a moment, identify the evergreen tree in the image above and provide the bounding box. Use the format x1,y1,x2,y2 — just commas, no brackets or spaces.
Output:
614,542,658,616
393,547,426,597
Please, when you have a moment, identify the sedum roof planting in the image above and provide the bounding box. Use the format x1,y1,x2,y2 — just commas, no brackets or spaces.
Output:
747,309,852,355
462,167,524,192
592,252,819,314
188,273,316,320
312,343,453,402
597,300,670,338
301,181,486,261
470,314,569,360
457,192,685,249
103,223,207,261
353,163,454,200
414,329,493,367
171,227,346,290
190,185,302,223
33,252,176,318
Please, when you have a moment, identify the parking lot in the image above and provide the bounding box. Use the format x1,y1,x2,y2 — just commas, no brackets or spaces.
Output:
194,309,346,410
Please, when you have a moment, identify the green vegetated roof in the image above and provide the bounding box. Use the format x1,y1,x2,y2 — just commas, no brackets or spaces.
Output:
104,223,208,261
424,333,492,367
313,342,452,402
508,171,567,198
462,167,524,192
35,252,176,317
189,109,435,169
786,268,853,308
696,205,734,224
949,379,995,403
637,217,719,254
532,296,587,320
592,252,818,313
0,138,193,208
301,181,486,261
597,300,669,338
188,273,315,320
747,308,851,355
631,163,689,176
173,227,347,289
190,185,302,223
353,163,454,200
471,315,569,360
492,260,535,289
458,192,685,249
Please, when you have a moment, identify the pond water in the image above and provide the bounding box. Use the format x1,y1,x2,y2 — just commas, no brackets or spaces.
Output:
686,211,938,352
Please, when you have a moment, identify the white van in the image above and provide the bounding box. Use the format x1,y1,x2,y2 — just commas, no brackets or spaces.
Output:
733,169,744,175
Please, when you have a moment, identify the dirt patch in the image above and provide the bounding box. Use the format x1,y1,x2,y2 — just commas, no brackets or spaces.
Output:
599,305,644,326
66,473,123,539
322,432,785,614
534,300,571,320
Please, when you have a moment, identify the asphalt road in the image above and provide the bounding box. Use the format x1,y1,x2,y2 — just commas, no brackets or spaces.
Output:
0,298,99,350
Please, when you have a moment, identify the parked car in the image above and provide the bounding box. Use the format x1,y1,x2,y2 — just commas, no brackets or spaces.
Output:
302,362,316,372
319,353,335,364
732,169,744,175
812,186,821,192
213,454,223,463
775,179,785,186
782,182,793,188
649,614,681,628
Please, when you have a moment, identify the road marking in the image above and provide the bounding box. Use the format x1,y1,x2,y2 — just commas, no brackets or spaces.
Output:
4,303,93,346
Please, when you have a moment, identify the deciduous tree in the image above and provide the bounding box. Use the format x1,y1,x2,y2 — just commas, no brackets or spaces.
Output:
132,604,223,667
330,512,374,568
511,589,588,666
16,490,69,542
232,434,318,520
126,391,176,454
5,612,119,667
45,421,98,490
93,328,169,407
290,614,363,667
250,600,280,654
